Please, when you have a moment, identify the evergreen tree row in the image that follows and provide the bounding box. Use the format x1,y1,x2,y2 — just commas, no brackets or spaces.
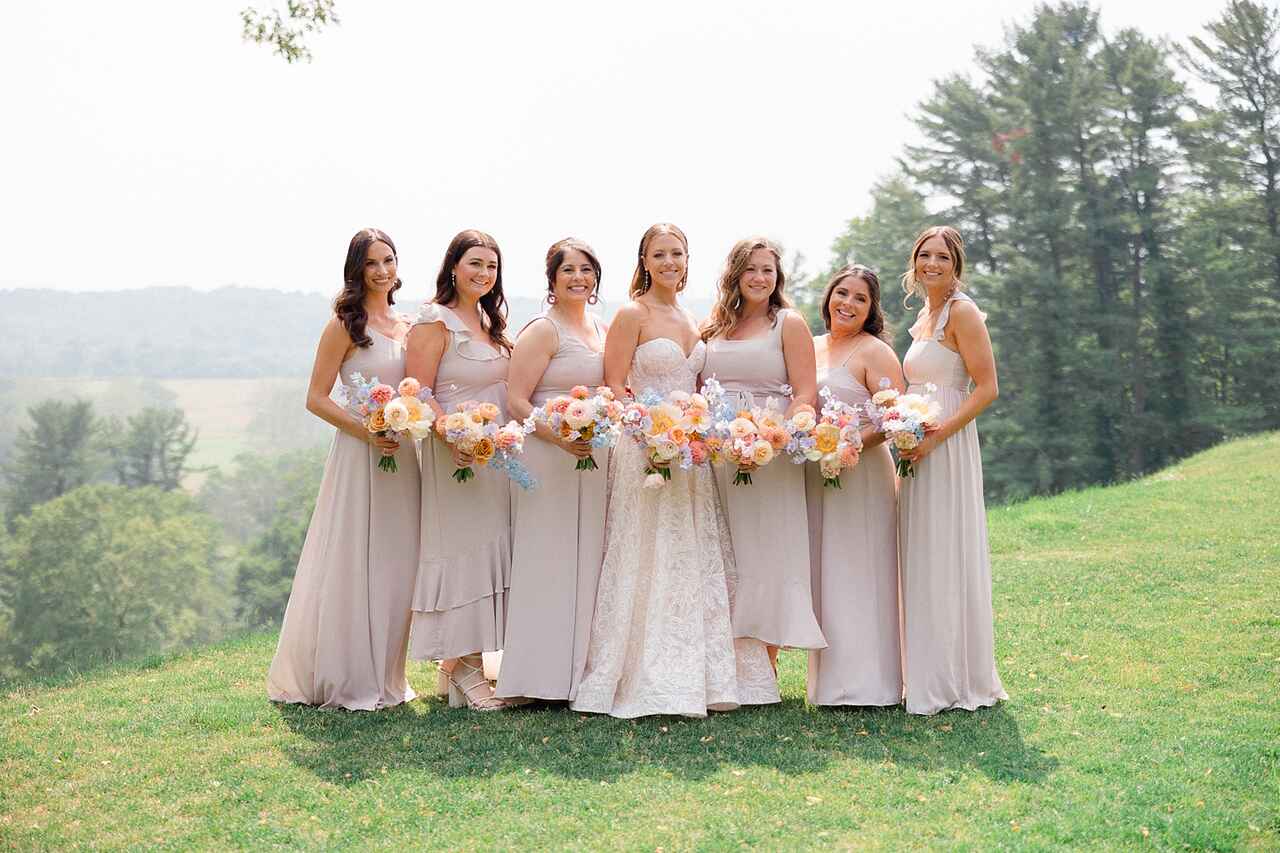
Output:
797,0,1280,502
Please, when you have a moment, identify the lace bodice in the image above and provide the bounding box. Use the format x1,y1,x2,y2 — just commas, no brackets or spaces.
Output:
628,337,707,396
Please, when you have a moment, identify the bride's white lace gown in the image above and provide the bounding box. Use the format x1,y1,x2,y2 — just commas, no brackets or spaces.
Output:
570,337,780,718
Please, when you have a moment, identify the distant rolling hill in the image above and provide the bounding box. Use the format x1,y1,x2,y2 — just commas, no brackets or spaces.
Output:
2,287,714,379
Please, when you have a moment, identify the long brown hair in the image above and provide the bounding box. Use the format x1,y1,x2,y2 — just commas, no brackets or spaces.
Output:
628,223,689,298
544,237,602,304
432,229,512,353
336,228,401,348
901,225,967,307
701,236,790,341
821,264,890,342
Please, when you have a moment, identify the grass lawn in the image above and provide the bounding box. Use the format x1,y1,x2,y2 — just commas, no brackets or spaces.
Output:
2,434,1278,849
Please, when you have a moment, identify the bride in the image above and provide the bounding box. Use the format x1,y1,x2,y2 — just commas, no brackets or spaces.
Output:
570,223,779,718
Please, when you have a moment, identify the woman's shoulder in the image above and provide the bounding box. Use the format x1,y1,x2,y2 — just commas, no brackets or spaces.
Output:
413,301,469,332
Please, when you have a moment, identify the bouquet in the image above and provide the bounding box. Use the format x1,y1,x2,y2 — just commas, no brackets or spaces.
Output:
709,396,794,486
621,385,717,489
794,387,863,488
341,374,435,473
866,379,942,478
535,384,625,471
439,400,537,489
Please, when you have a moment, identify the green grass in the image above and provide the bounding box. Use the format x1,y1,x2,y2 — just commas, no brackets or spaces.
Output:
3,435,1279,850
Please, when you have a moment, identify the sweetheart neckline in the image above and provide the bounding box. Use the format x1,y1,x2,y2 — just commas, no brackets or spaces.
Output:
636,336,703,361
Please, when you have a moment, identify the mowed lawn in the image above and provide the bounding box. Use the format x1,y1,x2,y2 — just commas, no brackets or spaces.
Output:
2,435,1278,849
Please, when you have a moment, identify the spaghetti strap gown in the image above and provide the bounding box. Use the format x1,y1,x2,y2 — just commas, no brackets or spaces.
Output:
408,303,514,662
570,337,779,718
899,291,1007,715
495,313,608,702
267,328,421,710
805,357,902,706
704,309,826,651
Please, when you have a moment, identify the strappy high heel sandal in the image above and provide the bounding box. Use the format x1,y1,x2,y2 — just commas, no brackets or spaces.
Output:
434,666,449,698
445,655,508,711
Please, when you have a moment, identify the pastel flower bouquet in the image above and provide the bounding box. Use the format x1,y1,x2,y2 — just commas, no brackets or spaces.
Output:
709,396,795,486
800,387,864,488
341,374,435,473
535,384,625,471
439,400,537,489
866,379,942,478
621,385,717,489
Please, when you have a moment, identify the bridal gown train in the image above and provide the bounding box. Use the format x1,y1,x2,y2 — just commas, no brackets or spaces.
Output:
570,337,779,718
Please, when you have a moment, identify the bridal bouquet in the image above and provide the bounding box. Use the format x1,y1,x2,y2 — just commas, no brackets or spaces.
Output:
535,384,625,471
622,386,717,489
797,386,863,488
439,400,537,489
709,396,795,486
341,374,435,473
866,379,942,478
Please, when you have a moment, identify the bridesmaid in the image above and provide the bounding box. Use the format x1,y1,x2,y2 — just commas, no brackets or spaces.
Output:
494,238,609,703
405,229,514,712
806,265,905,707
267,227,420,710
897,225,1007,715
702,237,826,667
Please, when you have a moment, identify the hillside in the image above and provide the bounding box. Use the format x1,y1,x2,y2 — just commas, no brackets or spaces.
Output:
1,434,1277,849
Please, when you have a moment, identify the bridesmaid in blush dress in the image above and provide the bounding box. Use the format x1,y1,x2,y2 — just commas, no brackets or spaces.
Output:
267,228,420,711
495,238,609,703
896,226,1007,715
702,237,826,667
805,265,905,707
405,229,515,712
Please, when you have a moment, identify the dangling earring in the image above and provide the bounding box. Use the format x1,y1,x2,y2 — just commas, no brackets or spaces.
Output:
587,290,599,305
547,292,558,305
451,271,456,287
644,270,651,291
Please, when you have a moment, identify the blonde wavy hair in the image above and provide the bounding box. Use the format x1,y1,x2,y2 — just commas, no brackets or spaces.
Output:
700,237,790,341
901,225,967,307
629,223,690,299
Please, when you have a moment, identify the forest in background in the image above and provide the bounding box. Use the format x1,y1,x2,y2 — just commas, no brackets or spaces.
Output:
2,0,1278,678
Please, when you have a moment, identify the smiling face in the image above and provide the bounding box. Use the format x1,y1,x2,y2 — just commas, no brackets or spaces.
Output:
826,274,871,334
453,246,499,302
914,235,956,292
736,247,777,310
644,233,688,293
552,248,598,306
362,240,397,296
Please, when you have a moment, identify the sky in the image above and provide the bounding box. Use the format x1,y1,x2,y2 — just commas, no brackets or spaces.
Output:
1,0,1222,303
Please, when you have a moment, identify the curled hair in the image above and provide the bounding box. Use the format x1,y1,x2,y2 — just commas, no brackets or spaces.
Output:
629,223,690,298
701,237,790,341
545,237,602,303
433,229,512,354
335,228,401,348
821,264,890,343
901,225,967,307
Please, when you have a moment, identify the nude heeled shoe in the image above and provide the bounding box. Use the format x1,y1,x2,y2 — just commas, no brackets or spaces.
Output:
445,655,508,711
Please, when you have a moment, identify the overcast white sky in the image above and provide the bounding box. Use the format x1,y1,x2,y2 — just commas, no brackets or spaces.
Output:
1,0,1221,302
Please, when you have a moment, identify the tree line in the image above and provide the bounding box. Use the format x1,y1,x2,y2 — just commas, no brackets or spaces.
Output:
0,398,325,678
792,0,1280,503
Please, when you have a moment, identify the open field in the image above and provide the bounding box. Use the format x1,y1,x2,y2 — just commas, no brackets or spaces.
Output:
1,434,1278,849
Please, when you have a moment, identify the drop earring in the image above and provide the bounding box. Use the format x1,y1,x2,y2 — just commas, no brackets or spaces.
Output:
587,290,599,305
451,271,456,287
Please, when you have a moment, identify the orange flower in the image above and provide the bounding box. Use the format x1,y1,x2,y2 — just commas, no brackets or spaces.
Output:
474,437,495,463
368,409,387,432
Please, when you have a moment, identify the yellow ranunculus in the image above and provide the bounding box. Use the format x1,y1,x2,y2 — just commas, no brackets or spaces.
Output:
815,422,840,454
